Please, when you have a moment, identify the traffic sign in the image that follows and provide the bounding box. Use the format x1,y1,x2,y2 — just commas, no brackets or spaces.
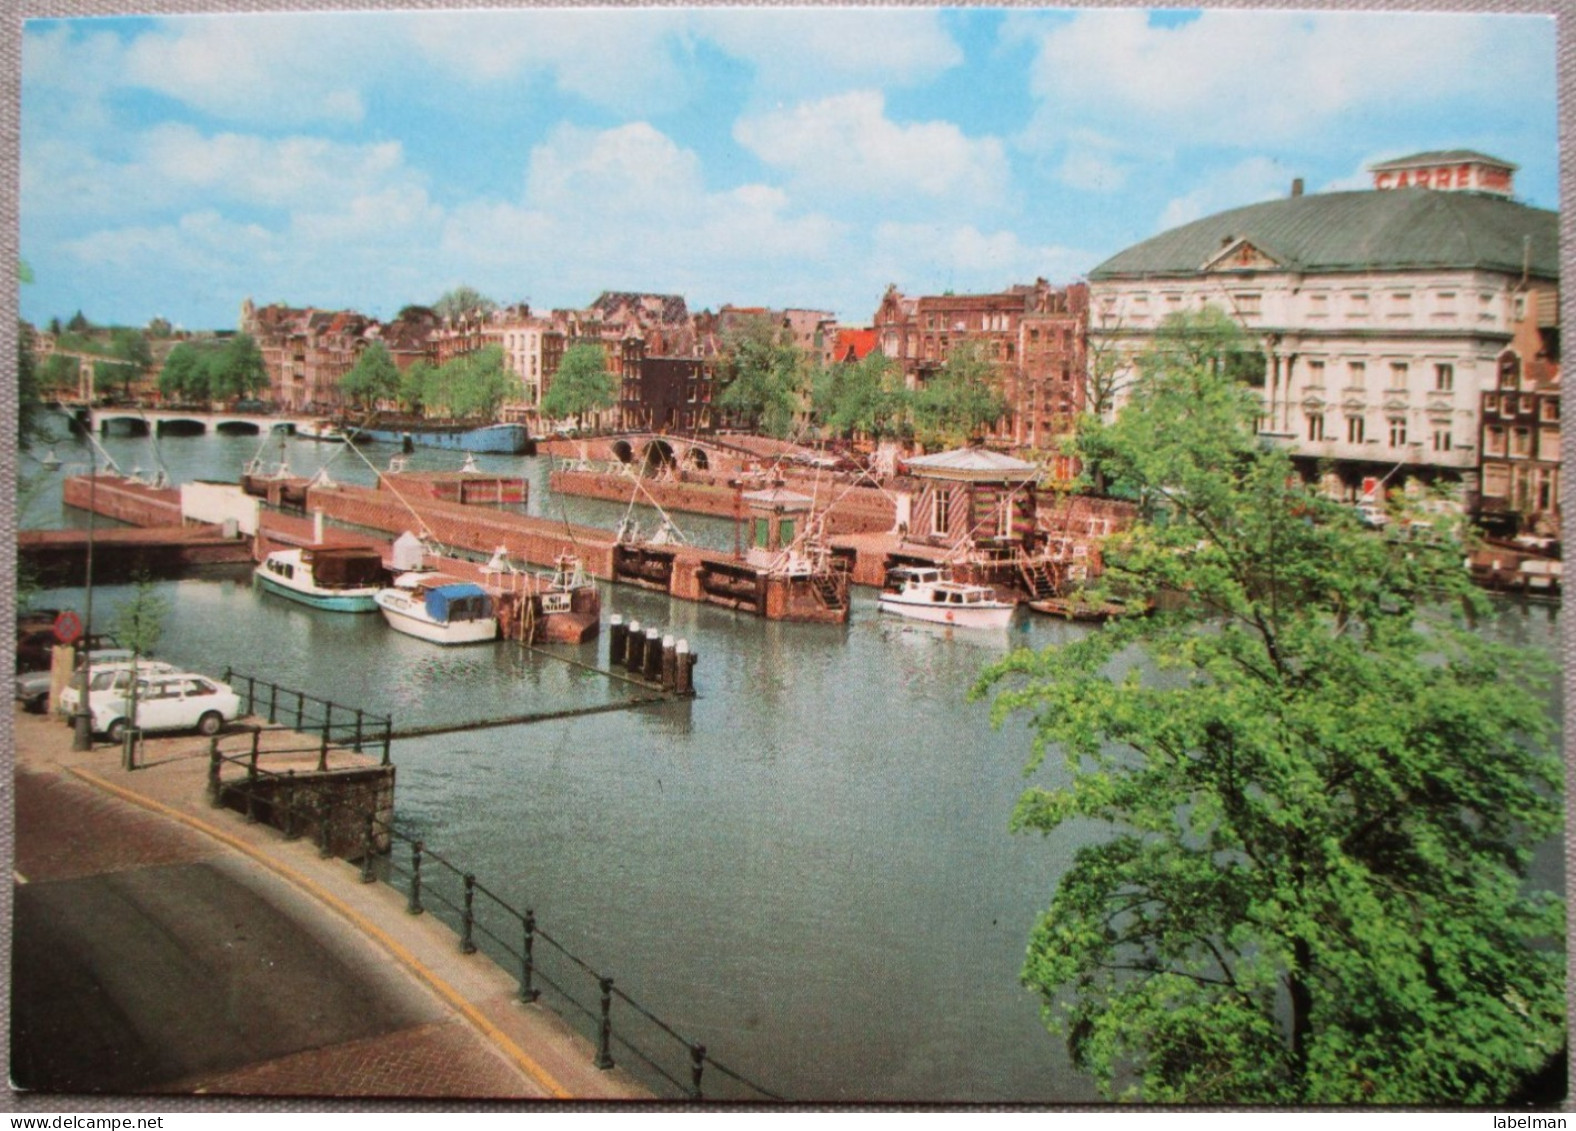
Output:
52,610,82,645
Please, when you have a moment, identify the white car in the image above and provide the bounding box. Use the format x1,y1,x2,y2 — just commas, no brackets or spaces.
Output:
57,659,181,718
88,672,243,744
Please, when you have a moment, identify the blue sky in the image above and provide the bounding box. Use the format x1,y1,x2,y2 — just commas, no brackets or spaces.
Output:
19,7,1559,332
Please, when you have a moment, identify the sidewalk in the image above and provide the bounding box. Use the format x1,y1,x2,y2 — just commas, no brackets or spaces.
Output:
10,707,653,1102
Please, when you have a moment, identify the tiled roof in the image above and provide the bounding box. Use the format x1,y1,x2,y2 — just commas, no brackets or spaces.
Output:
1090,188,1557,281
1369,150,1517,171
906,448,1039,481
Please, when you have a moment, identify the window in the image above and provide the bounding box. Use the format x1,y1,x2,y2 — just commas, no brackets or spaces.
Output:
1484,426,1507,457
1308,293,1330,319
1307,359,1326,386
1498,353,1522,389
1540,399,1560,422
1511,427,1532,457
1346,415,1366,444
1234,293,1262,317
1388,417,1408,447
1431,427,1452,453
932,491,951,534
1433,363,1454,392
1433,291,1457,321
1388,362,1409,390
1388,291,1412,319
1306,412,1326,442
1347,360,1367,387
1349,293,1370,317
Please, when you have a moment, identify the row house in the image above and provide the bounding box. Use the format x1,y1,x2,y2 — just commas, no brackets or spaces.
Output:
240,298,370,413
1478,287,1561,536
1086,151,1559,505
871,278,1089,450
621,356,719,434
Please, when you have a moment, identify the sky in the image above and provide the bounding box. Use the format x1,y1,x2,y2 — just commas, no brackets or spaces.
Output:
17,6,1560,333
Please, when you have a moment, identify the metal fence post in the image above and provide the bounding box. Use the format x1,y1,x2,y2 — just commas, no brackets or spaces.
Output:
318,721,330,773
318,793,334,858
295,689,305,732
519,911,539,1003
245,732,260,824
283,770,299,840
460,874,478,954
689,1043,707,1101
360,813,376,883
382,719,392,766
595,977,616,1069
354,708,365,753
207,737,223,807
267,681,278,724
407,841,424,915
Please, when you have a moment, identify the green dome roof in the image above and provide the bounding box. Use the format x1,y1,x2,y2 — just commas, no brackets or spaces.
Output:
1089,189,1558,281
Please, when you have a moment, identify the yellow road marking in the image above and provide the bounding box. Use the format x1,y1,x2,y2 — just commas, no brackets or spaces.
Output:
68,765,574,1100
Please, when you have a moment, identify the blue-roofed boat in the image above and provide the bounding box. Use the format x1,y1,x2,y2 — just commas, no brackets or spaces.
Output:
254,546,386,613
359,419,530,454
374,572,498,645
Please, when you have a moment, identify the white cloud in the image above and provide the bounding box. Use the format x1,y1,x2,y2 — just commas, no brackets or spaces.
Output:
123,15,369,125
1018,9,1554,149
871,222,1092,293
1155,157,1299,231
735,91,1008,206
698,9,962,92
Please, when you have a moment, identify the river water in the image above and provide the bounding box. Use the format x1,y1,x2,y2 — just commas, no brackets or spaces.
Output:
16,424,1565,1103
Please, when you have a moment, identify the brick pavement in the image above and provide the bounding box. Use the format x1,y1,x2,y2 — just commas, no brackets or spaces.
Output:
11,708,652,1102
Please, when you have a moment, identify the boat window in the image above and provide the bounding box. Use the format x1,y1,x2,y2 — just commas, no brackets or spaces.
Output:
932,592,946,603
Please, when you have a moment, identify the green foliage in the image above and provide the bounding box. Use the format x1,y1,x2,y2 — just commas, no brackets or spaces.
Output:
541,343,617,428
440,346,513,419
113,577,169,659
974,310,1565,1103
717,316,811,438
17,321,46,446
339,342,402,409
40,353,79,395
813,351,911,442
433,286,497,323
911,340,1006,450
206,334,267,401
159,342,213,402
398,360,437,415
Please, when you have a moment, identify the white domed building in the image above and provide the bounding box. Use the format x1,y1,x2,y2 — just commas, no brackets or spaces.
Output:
1087,151,1559,520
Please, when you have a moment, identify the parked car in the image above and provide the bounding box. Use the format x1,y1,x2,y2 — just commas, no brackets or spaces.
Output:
15,671,52,713
87,671,243,743
57,658,181,719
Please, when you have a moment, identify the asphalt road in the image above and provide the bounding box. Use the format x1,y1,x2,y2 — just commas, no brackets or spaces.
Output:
11,768,439,1095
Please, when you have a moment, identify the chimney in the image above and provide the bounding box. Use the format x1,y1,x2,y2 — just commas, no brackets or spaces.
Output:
1291,178,1305,198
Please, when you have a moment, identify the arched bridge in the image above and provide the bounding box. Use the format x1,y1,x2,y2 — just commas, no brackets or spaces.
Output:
80,407,309,439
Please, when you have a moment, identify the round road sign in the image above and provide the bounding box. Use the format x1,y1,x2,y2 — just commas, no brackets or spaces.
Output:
52,610,83,645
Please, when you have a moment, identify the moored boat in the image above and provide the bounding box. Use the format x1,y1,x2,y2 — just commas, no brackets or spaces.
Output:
255,546,386,613
877,566,1016,629
375,572,499,645
297,419,351,442
359,419,530,455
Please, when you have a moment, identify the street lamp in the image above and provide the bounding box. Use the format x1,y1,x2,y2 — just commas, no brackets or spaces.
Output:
70,413,97,751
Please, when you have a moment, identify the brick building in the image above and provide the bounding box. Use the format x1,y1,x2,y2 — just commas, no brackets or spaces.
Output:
871,278,1088,450
1478,287,1560,536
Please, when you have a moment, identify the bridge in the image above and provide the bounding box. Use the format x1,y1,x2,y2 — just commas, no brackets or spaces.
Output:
74,406,310,439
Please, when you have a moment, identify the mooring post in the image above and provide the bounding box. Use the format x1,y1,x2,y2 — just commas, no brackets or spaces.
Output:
382,719,392,766
268,681,278,724
354,708,365,753
295,689,305,732
318,720,330,773
596,977,616,1069
675,640,695,696
360,813,377,883
608,614,626,668
643,627,663,682
460,874,478,954
625,620,643,672
407,840,424,915
519,910,540,1003
207,737,223,807
689,1042,707,1101
661,635,678,691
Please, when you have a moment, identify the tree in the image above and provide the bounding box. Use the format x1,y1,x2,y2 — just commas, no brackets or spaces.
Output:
40,353,79,398
813,351,911,442
440,346,513,419
433,286,497,323
973,310,1564,1104
717,315,811,438
207,334,268,402
112,577,169,767
398,360,438,415
339,341,401,410
159,342,215,404
541,343,617,430
17,321,46,446
911,339,1006,450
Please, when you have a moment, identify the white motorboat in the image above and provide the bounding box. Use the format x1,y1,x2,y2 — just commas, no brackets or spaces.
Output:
877,566,1016,629
254,546,385,613
375,572,498,645
298,419,349,442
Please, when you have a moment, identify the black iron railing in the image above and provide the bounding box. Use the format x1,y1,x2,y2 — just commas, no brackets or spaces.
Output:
223,668,393,765
206,734,783,1102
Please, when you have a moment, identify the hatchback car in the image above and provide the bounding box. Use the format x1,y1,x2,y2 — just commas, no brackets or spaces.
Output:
89,672,243,743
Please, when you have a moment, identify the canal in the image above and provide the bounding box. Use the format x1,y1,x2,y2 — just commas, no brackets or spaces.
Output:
16,425,1566,1102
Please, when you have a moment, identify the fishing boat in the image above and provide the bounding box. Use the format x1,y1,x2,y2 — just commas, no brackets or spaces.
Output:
359,418,530,455
877,565,1016,629
375,572,498,645
254,546,386,613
